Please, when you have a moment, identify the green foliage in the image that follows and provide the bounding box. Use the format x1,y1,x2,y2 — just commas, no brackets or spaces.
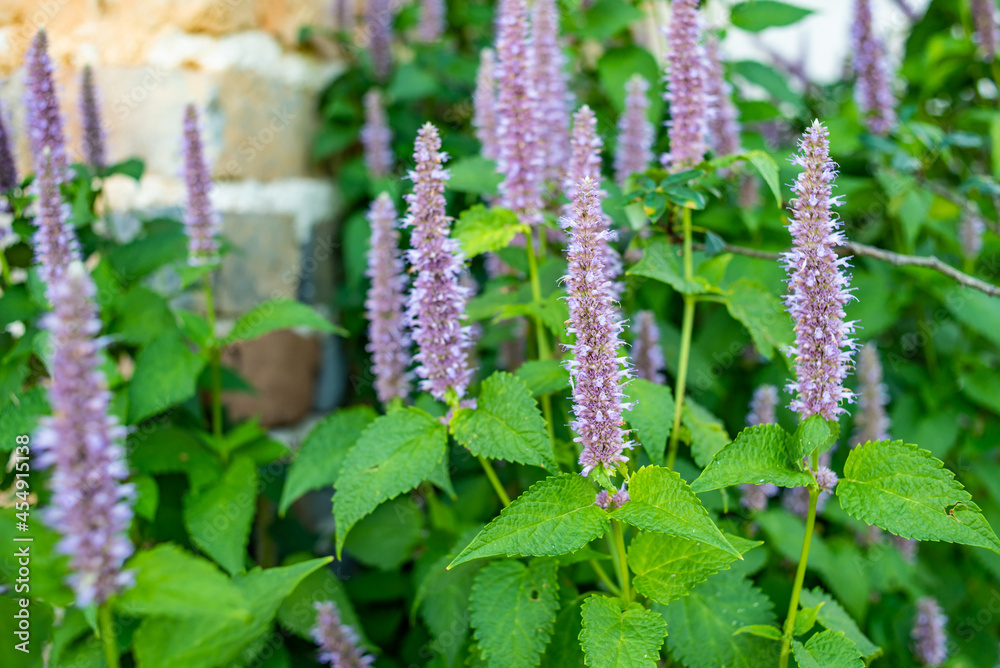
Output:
515,359,570,396
723,279,792,359
454,206,525,258
729,0,813,32
692,424,814,492
226,298,346,343
628,238,723,295
625,379,676,465
791,630,864,668
127,332,207,423
798,588,881,660
579,595,665,668
790,415,840,461
183,457,259,574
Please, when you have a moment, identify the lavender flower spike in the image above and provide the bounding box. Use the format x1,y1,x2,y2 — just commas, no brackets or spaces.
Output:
32,148,82,289
182,105,221,266
562,176,634,477
705,36,741,159
494,0,544,225
361,90,393,178
312,601,374,668
632,310,665,384
24,30,68,179
80,65,106,171
365,193,411,404
912,597,948,667
851,0,897,135
532,0,572,186
367,0,393,81
404,124,475,402
614,75,653,188
783,120,857,420
662,0,710,172
417,0,445,42
0,99,18,193
740,384,780,511
852,341,890,446
34,261,134,607
473,49,500,161
973,0,1000,62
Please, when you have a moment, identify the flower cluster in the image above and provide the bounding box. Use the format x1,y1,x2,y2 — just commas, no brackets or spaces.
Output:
973,0,1000,61
851,0,897,135
361,90,394,178
631,310,665,384
852,341,890,446
0,100,16,193
404,124,475,402
34,262,135,607
662,0,709,172
596,485,630,511
562,176,633,477
417,0,445,42
312,601,374,668
532,0,571,186
473,48,499,161
912,597,948,667
365,193,411,405
80,65,106,171
182,105,221,266
614,75,653,188
705,36,741,159
783,120,856,420
367,0,392,81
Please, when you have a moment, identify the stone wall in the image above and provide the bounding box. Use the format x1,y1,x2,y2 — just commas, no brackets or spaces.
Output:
1,0,353,425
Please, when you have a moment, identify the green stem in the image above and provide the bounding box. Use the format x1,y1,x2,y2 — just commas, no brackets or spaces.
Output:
525,230,556,446
590,558,621,596
203,275,224,441
478,456,511,507
611,520,631,602
666,208,696,471
98,603,119,668
779,460,820,668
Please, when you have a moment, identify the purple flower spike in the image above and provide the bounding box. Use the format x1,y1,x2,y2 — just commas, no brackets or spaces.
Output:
705,36,741,159
32,148,81,290
851,0,897,135
562,176,633,477
361,89,393,178
182,105,220,266
960,209,986,260
532,0,572,186
740,384,780,511
365,193,411,404
404,124,475,402
80,66,106,171
495,0,544,225
614,75,654,188
24,30,68,180
367,0,393,81
34,261,134,607
417,0,445,42
783,120,856,421
973,0,1000,61
473,48,499,161
312,601,374,668
662,0,709,172
852,341,890,446
596,484,630,510
912,597,948,667
632,310,665,384
0,99,18,193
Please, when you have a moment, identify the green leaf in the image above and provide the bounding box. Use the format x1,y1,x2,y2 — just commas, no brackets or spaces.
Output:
724,279,792,359
790,416,840,461
278,406,377,516
276,562,360,641
133,475,160,521
629,532,761,604
110,286,177,345
183,456,258,575
609,466,740,557
415,535,484,665
105,157,145,180
578,0,646,40
541,596,587,667
792,630,864,668
128,333,207,423
692,424,814,493
656,571,776,668
454,205,525,258
580,595,665,668
625,380,675,465
470,559,560,668
837,440,1000,554
451,371,557,470
226,298,345,343
115,544,250,619
682,399,731,469
344,497,425,570
515,359,570,396
449,475,610,568
448,156,503,195
130,426,223,493
745,150,783,207
334,407,448,555
106,220,187,281
732,62,803,110
730,0,813,32
734,625,782,641
799,588,881,659
0,387,48,453
792,602,824,636
628,238,719,295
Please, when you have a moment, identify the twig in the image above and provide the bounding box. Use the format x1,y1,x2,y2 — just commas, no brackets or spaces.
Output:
692,242,1000,297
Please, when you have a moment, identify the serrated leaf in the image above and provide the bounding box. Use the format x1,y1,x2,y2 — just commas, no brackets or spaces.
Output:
516,359,570,396
628,238,719,295
415,533,484,666
625,380,675,465
128,333,207,423
344,496,424,570
334,407,448,555
225,298,345,344
183,456,258,575
452,371,557,470
580,596,665,668
792,602,824,636
449,475,610,567
278,406,377,516
629,532,761,604
734,625,782,640
692,424,814,493
454,205,525,258
792,630,864,668
541,596,587,667
656,571,777,668
724,279,792,359
129,426,223,493
799,588,881,659
609,466,739,557
683,399,731,468
470,559,560,668
837,440,1000,554
790,415,840,461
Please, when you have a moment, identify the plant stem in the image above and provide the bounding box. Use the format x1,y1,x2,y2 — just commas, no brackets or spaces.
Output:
203,274,224,441
611,520,631,602
478,455,511,507
98,603,119,668
666,208,696,470
589,559,622,596
525,229,556,445
779,458,820,668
